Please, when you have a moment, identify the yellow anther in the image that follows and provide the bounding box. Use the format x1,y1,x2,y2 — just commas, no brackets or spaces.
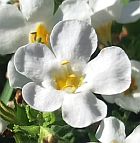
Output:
54,61,84,93
69,74,76,78
29,32,37,43
61,60,70,65
29,23,50,46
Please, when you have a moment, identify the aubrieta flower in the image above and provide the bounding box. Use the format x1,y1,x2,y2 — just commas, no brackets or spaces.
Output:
96,116,140,143
6,0,93,88
103,60,140,113
14,20,131,128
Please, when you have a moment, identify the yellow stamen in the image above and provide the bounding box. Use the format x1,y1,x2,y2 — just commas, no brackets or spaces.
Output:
61,60,70,65
54,60,84,93
29,23,50,46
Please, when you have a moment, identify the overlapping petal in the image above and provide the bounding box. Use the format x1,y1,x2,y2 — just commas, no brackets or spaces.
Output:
7,57,31,88
50,20,97,63
103,60,140,113
59,0,93,24
125,125,140,143
96,117,126,143
115,1,140,23
22,82,63,112
62,91,107,128
84,46,131,95
0,5,32,54
14,43,57,83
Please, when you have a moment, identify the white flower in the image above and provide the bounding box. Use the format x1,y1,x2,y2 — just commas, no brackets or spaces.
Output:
14,20,131,128
6,0,93,88
0,0,58,55
88,0,140,28
103,60,140,113
85,0,140,45
96,116,140,143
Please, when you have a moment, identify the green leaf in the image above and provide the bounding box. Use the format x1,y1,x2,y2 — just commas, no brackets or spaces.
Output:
43,112,56,127
14,132,38,143
53,0,63,14
14,125,40,137
121,0,129,5
0,80,13,104
0,100,16,123
25,105,39,122
16,105,29,125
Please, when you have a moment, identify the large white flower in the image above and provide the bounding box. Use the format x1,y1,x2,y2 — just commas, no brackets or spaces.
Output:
103,60,140,113
96,116,140,143
14,20,131,128
6,0,93,88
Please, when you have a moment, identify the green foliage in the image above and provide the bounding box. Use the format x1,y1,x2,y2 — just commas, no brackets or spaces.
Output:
0,80,13,104
53,0,63,14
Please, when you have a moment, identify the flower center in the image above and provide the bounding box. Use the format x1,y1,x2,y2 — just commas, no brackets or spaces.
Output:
54,60,84,93
124,77,138,96
29,23,50,46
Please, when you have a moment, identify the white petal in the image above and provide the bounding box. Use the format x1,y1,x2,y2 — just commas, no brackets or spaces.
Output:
0,0,10,4
7,57,31,88
125,125,140,143
84,46,131,95
62,91,107,128
89,0,118,13
50,20,97,63
59,0,93,24
14,43,57,83
116,1,140,24
102,94,120,104
91,0,123,28
0,118,8,133
0,5,30,54
19,0,55,31
91,10,114,28
96,116,126,143
22,82,63,112
115,94,140,114
106,60,140,113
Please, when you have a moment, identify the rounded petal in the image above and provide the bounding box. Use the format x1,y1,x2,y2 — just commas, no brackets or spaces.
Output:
102,94,119,104
91,0,123,28
84,46,131,95
89,0,118,13
0,5,30,54
91,10,114,28
22,82,63,112
14,43,57,82
125,125,140,143
59,0,92,24
62,91,107,128
7,57,31,88
96,116,126,143
19,0,55,31
104,60,140,113
50,20,97,63
116,1,140,24
115,94,140,114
